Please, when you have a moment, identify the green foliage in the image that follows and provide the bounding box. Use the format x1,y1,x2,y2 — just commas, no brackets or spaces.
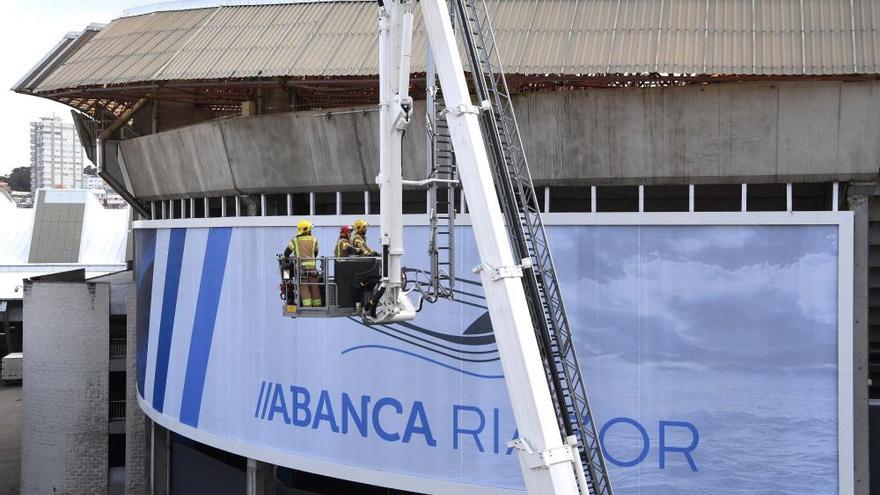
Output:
5,167,30,192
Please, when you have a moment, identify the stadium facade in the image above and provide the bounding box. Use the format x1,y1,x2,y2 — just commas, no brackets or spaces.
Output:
12,1,880,494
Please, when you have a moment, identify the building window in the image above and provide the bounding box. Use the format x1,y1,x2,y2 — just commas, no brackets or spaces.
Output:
108,434,126,467
596,186,639,212
341,191,365,215
694,184,740,212
264,194,288,216
548,186,589,212
792,182,834,211
314,193,335,215
746,183,787,211
403,190,427,214
644,185,689,212
290,193,310,215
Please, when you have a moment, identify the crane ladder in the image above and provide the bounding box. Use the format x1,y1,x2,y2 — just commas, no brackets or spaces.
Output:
450,0,613,493
426,48,457,302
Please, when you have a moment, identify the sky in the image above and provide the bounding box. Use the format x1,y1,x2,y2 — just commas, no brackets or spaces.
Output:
0,1,174,175
0,1,301,176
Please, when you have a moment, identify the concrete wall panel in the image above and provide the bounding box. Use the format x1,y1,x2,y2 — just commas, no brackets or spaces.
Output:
219,102,428,195
121,80,880,200
221,109,374,193
677,86,721,178
121,122,237,198
717,83,778,179
776,81,842,178
840,82,880,171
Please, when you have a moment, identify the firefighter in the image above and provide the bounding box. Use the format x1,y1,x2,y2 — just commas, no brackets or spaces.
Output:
285,220,322,307
335,224,356,257
352,218,378,256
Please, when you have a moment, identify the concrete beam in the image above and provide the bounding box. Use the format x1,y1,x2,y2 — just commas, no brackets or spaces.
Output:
848,181,874,495
150,422,169,495
119,80,880,200
98,97,150,141
245,459,274,495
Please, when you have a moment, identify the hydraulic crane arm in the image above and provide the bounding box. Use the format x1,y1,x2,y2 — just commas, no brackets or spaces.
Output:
420,3,584,491
369,0,417,324
370,2,612,493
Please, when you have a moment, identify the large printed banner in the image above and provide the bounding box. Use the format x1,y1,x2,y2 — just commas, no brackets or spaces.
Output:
135,223,843,494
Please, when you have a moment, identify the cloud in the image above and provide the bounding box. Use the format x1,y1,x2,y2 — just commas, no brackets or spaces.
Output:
449,225,839,372
672,227,758,254
553,226,839,371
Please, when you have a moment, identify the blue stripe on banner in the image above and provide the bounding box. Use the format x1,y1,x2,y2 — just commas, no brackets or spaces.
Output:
179,227,233,427
253,381,266,418
152,229,187,413
135,230,157,396
261,382,274,419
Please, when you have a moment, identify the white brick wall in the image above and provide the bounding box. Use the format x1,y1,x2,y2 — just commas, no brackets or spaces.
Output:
22,281,109,495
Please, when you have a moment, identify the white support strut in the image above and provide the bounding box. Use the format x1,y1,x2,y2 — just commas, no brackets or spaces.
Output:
419,0,581,493
372,0,416,324
509,437,575,470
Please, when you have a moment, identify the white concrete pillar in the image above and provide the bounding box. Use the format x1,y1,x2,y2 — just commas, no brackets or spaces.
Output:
246,458,275,495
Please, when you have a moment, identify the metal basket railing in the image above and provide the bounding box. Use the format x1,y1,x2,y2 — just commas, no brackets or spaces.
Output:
278,255,382,318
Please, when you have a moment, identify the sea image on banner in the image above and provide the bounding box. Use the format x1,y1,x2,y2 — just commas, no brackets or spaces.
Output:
135,224,841,494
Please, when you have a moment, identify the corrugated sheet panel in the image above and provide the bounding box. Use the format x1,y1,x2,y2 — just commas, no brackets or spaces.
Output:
21,0,880,93
28,191,85,264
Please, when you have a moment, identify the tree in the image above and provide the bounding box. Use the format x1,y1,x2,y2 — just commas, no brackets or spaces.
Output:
83,165,98,176
6,167,30,192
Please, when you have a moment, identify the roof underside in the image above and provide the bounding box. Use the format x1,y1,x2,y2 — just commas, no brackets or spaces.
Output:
14,0,880,115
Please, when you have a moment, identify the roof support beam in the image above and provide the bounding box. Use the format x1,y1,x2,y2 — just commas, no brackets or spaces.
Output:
95,97,151,218
97,97,150,141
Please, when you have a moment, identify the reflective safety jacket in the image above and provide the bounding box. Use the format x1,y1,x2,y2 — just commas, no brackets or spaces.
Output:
335,236,355,257
290,234,318,269
352,233,375,256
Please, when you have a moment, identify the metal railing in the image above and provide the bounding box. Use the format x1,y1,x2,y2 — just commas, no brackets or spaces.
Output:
278,255,382,318
109,400,126,421
110,337,126,359
454,0,612,492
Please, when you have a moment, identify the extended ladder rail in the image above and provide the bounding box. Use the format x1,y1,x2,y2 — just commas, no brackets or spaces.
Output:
451,1,612,493
426,44,457,302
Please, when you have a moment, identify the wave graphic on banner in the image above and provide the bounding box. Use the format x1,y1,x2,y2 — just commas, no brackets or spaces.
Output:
341,276,503,379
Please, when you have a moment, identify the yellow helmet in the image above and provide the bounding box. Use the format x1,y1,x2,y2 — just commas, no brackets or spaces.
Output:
297,220,312,234
353,219,368,231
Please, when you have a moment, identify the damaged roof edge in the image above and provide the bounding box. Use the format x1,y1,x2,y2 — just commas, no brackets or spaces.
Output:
12,24,104,94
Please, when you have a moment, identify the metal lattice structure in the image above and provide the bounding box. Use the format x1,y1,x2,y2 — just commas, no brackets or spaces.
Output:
452,0,612,493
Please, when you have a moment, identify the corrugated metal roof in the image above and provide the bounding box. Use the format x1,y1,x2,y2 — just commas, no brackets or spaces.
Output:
16,0,880,94
13,25,103,93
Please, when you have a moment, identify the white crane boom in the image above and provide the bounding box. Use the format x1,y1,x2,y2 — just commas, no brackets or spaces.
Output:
273,0,612,491
374,0,589,492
